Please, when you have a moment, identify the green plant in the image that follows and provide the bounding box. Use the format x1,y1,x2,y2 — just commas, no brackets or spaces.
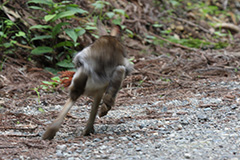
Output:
0,18,31,51
91,1,128,25
0,56,7,71
138,80,144,87
38,107,45,112
33,87,41,104
28,0,89,70
128,57,135,65
160,77,171,82
40,76,62,92
91,0,111,20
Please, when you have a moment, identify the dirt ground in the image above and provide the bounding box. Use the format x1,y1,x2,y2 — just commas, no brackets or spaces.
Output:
1,45,240,159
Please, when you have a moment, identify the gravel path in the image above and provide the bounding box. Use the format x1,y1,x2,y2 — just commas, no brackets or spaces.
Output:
1,80,240,160
43,80,240,159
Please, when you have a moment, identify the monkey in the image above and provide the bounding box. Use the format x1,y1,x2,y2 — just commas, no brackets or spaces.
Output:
42,21,134,140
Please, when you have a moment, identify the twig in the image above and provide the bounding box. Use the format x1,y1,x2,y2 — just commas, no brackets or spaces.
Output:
215,23,240,33
198,104,218,108
0,133,39,137
150,33,196,51
21,141,46,149
10,39,33,50
170,16,212,34
0,125,37,130
0,146,16,149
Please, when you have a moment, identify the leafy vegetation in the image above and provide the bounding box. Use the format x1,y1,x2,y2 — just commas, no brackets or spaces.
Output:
0,0,238,75
41,76,62,92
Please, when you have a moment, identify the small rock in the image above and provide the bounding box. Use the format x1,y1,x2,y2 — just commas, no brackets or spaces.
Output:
136,147,142,152
128,142,134,147
76,149,82,153
179,118,189,125
56,144,67,151
119,137,128,141
109,136,114,140
93,138,101,142
56,150,63,157
138,124,145,129
184,153,191,159
95,155,109,159
227,112,235,115
230,104,237,110
197,113,208,121
155,143,161,149
203,108,212,112
99,145,108,150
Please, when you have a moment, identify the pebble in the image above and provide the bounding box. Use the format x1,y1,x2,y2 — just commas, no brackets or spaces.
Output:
136,147,142,152
179,118,189,125
56,150,63,157
93,138,101,142
184,153,191,159
197,113,208,121
119,137,128,141
203,108,212,112
56,144,67,151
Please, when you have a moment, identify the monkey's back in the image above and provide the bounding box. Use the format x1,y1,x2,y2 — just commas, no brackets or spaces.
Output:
72,36,130,95
74,36,126,76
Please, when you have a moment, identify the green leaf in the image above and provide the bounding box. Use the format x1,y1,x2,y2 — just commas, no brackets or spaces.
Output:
85,23,97,30
113,9,128,18
51,76,60,82
105,12,115,19
126,29,134,38
66,7,88,14
38,107,45,112
112,18,122,25
75,27,86,36
92,1,110,10
44,14,57,22
31,46,53,55
92,3,104,10
31,35,52,41
44,67,59,74
56,60,74,68
2,43,13,48
28,0,54,6
15,31,26,37
52,22,69,38
113,9,125,16
28,6,44,10
54,41,74,48
153,24,163,28
65,28,78,42
52,11,76,21
30,25,52,30
42,81,54,85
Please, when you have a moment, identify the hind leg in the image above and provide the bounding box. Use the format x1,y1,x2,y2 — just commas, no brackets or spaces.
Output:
42,68,88,140
98,66,126,117
82,90,104,136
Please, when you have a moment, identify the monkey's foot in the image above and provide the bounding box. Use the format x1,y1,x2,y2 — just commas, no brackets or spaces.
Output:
42,127,58,140
42,122,61,140
81,127,95,136
98,103,111,117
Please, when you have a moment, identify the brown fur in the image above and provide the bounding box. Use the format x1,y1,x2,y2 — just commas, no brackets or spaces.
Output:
42,22,133,140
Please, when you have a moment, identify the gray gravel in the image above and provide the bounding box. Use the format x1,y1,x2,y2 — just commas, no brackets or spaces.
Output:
40,81,240,160
2,80,240,160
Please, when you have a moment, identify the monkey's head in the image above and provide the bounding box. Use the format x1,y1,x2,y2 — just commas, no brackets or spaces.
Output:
110,25,122,38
